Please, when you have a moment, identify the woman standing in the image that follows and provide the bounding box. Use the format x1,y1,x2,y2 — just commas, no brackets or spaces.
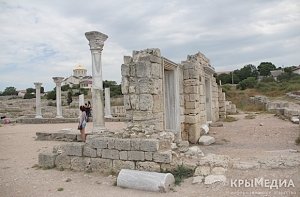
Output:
78,105,87,142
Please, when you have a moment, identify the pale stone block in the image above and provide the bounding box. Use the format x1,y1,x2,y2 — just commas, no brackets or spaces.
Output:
194,166,211,176
130,138,141,150
128,151,145,161
137,78,150,94
192,176,204,184
55,155,71,169
113,160,135,171
130,95,139,110
119,151,128,160
115,139,131,150
70,157,91,171
204,175,226,185
121,77,129,94
102,149,119,160
145,152,153,161
185,115,198,124
90,158,112,172
139,94,153,111
185,101,200,109
96,148,102,157
117,169,175,192
188,124,201,144
138,54,161,64
38,152,57,168
136,62,151,78
199,135,215,145
140,139,159,152
123,56,132,64
136,161,160,172
153,95,163,112
123,95,131,110
83,145,97,158
64,143,84,156
107,138,115,149
153,151,172,163
86,136,107,149
211,167,226,175
151,63,162,79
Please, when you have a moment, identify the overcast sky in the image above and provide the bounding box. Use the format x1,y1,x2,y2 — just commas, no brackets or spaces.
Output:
0,0,299,91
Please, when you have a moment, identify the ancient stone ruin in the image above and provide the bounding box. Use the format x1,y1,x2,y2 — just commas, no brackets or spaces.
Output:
38,31,239,180
121,48,223,143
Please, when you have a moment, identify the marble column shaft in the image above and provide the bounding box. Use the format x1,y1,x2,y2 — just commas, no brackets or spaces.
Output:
53,77,64,118
85,31,108,132
34,82,43,118
105,87,112,118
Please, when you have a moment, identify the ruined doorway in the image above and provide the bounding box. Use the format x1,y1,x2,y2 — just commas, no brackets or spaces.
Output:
163,58,180,134
205,78,212,122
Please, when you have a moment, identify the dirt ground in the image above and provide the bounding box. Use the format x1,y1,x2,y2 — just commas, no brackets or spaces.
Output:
0,114,299,197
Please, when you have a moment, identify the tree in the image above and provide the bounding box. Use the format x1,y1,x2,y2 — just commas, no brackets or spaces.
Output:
24,92,35,99
217,73,232,84
1,86,18,96
103,80,122,97
258,62,276,76
238,64,258,81
46,90,56,100
67,90,73,105
26,88,35,94
61,84,70,91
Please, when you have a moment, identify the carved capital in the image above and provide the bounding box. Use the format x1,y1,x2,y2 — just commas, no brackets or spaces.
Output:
34,82,42,88
52,77,64,85
85,31,108,50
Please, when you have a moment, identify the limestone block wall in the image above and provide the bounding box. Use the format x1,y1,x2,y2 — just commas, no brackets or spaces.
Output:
39,137,172,173
181,52,220,143
121,49,164,134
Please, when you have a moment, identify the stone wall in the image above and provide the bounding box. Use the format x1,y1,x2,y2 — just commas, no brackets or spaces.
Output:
121,49,164,134
39,136,172,173
181,52,219,143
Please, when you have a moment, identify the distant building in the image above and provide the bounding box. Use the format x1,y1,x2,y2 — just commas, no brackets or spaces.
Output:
62,64,92,89
270,70,283,81
292,66,300,75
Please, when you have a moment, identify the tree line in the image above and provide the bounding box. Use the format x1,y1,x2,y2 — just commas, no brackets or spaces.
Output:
216,62,299,90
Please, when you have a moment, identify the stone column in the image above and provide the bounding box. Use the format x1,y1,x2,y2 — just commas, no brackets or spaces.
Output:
79,94,84,116
53,77,64,118
34,82,43,118
85,31,108,132
104,87,112,118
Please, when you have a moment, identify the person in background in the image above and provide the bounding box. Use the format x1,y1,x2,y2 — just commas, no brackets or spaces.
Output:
86,101,92,117
78,105,87,142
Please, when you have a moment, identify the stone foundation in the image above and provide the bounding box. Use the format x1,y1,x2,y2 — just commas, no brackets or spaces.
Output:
39,136,172,173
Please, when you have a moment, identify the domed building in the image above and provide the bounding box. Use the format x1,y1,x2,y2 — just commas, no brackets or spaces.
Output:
62,64,92,89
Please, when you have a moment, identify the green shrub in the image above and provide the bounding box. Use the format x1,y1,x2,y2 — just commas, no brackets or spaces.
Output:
23,92,35,99
162,165,194,185
238,77,257,90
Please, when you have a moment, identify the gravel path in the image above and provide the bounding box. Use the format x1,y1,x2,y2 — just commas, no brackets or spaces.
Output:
0,115,299,197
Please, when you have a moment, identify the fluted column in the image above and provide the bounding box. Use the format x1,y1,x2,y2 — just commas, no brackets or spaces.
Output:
53,77,64,118
34,82,43,118
105,87,112,118
85,31,108,132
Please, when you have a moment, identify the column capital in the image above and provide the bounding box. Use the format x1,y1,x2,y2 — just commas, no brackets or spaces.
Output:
34,82,42,88
85,31,108,50
52,77,64,85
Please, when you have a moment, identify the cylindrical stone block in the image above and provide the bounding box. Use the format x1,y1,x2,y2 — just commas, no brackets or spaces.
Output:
117,169,175,192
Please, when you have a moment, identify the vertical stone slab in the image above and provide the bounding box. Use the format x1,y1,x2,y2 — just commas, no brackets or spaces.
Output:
53,77,64,118
34,82,43,118
85,31,108,133
104,87,112,118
